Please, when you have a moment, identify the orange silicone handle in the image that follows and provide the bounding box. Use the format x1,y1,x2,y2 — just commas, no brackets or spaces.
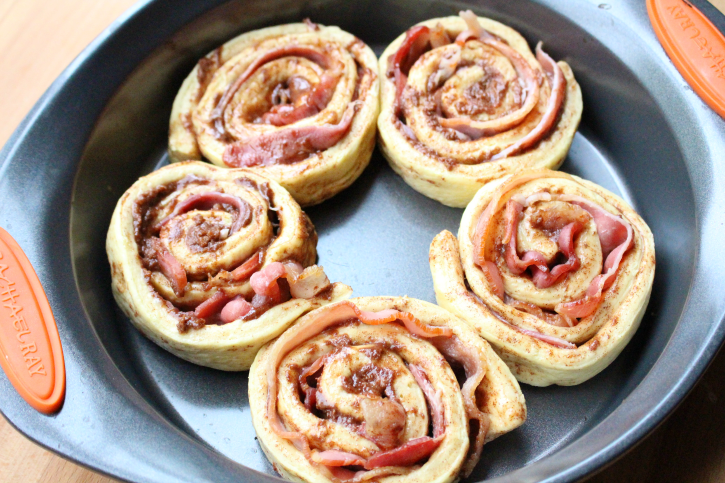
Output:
648,0,725,119
0,227,65,414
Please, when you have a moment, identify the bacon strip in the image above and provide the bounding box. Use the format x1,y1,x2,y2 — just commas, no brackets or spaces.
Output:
505,295,574,327
473,172,555,267
530,221,583,288
389,26,432,113
299,354,327,411
557,219,633,318
222,101,360,167
250,262,289,297
472,172,576,300
305,352,403,450
491,42,566,159
519,327,576,349
157,246,187,296
559,195,630,258
477,183,636,321
194,291,253,324
551,195,634,318
431,336,490,477
263,303,374,457
511,191,553,207
456,10,494,41
194,290,229,318
472,295,577,349
230,249,264,282
300,355,327,392
312,450,367,467
157,192,252,234
220,295,253,323
303,387,317,412
471,175,637,334
357,309,453,338
408,365,445,438
210,45,334,134
363,437,442,470
302,353,418,452
481,261,505,300
262,70,341,126
503,201,549,275
250,261,330,301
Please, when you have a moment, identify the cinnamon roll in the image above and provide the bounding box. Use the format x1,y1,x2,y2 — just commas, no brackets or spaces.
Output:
429,170,655,386
106,161,351,370
378,11,583,207
249,297,526,483
168,20,379,207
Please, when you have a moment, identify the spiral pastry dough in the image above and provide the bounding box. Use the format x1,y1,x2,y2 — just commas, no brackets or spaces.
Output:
378,11,583,207
429,170,655,386
106,161,351,370
249,297,526,483
168,20,379,207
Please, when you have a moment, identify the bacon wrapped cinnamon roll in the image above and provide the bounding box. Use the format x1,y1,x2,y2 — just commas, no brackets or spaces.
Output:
106,161,351,370
168,21,379,207
378,11,583,207
249,297,526,483
429,170,655,386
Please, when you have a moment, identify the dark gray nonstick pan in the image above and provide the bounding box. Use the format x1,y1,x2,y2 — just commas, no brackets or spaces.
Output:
1,0,724,482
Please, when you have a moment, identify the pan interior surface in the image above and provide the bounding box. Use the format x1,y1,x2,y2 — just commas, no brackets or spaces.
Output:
67,0,699,481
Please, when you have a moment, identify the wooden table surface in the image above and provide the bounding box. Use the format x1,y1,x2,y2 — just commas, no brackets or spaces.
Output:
1,1,725,482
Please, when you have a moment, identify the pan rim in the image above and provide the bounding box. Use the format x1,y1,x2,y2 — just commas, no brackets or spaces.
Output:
0,0,724,482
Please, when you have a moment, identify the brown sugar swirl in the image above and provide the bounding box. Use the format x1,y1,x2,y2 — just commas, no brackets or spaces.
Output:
106,161,351,370
429,169,655,386
377,11,583,207
168,20,379,207
249,297,526,483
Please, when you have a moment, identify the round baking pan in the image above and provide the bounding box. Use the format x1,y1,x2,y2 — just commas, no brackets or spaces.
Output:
1,0,724,482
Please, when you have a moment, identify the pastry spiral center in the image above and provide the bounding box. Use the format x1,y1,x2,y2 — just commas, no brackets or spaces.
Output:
500,199,603,309
314,346,429,451
517,201,591,263
435,43,521,121
154,184,273,279
276,322,457,460
230,59,323,125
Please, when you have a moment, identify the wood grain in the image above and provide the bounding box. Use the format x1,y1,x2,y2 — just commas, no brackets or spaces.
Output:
0,1,724,482
709,0,725,17
0,1,135,481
